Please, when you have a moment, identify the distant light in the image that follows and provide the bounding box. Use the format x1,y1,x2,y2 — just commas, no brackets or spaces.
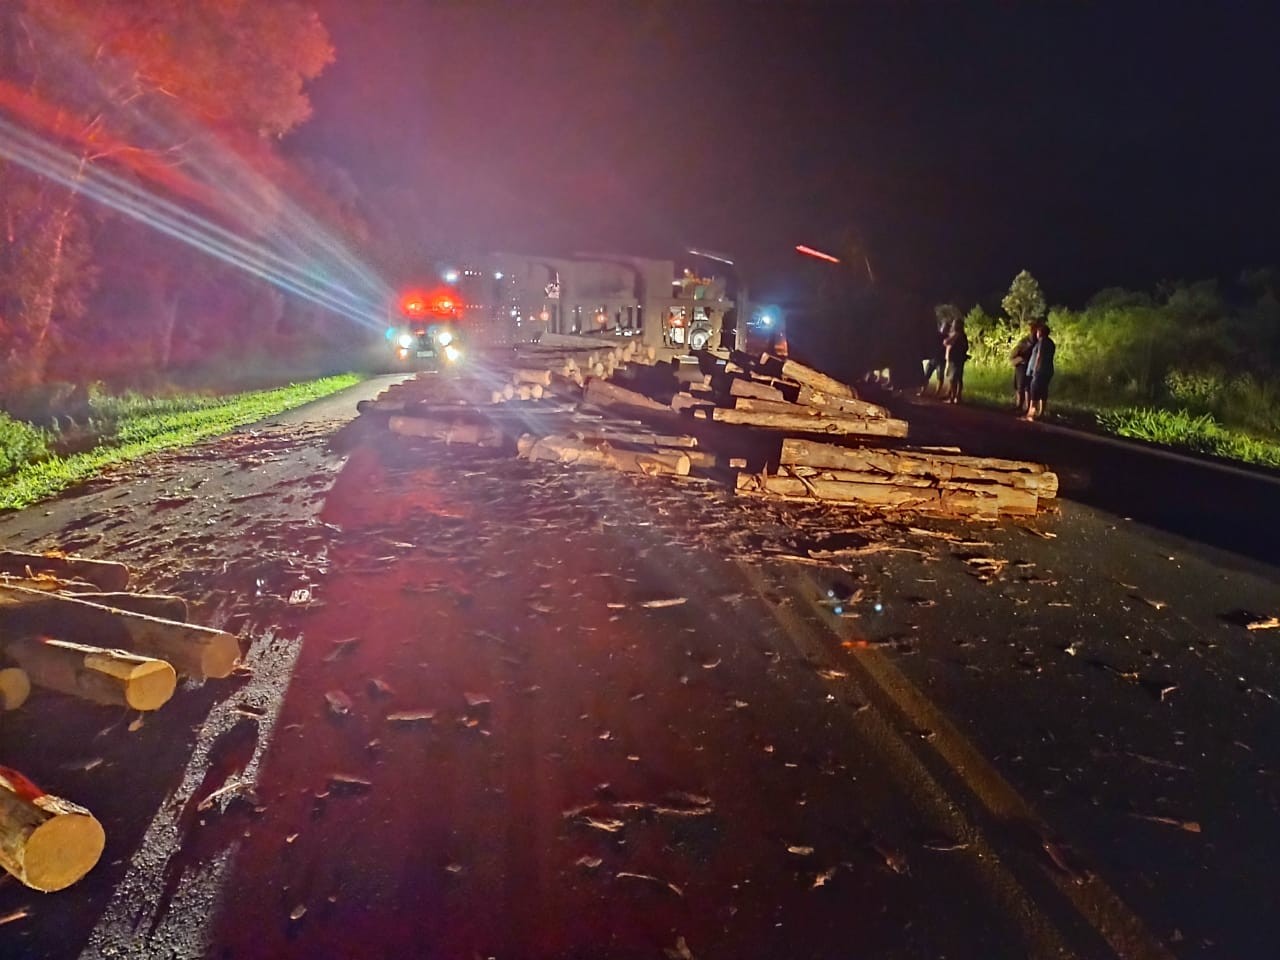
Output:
397,333,413,348
444,269,460,283
494,271,504,280
761,315,774,327
796,244,840,264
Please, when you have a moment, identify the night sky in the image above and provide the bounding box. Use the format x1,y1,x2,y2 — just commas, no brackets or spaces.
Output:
298,1,1280,307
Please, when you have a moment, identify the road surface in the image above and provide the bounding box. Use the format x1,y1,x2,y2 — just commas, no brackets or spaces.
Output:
1,374,1278,959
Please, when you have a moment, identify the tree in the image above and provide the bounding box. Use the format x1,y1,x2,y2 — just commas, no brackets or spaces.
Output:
1001,269,1046,328
0,0,334,386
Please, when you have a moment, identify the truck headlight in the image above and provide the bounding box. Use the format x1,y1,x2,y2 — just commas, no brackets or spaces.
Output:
436,331,453,347
444,345,461,363
397,333,413,348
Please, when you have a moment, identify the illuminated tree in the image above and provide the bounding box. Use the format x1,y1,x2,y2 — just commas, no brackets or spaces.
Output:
0,0,334,386
1001,269,1046,328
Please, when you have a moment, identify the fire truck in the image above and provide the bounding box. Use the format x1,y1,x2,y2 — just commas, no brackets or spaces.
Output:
387,287,465,369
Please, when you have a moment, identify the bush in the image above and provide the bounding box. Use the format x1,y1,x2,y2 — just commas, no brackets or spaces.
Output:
0,412,51,478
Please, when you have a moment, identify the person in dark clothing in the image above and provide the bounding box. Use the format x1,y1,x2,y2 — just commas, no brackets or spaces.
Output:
1022,323,1056,421
943,317,969,403
920,317,950,395
1010,323,1037,413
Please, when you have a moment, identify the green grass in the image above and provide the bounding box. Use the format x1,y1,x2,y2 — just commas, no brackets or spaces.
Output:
0,373,364,510
960,360,1280,470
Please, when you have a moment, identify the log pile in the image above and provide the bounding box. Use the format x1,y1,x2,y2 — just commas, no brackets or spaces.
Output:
675,351,910,439
356,339,1058,520
0,554,240,891
736,438,1055,518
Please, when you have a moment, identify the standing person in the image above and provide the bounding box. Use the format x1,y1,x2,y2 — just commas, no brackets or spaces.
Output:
1022,323,1056,421
919,316,950,395
944,317,969,403
1010,322,1037,413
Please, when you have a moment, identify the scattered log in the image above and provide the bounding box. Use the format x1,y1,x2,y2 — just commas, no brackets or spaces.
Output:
388,415,506,448
671,392,715,415
0,766,105,892
573,431,698,448
0,668,30,710
518,435,690,476
0,584,240,679
3,636,177,711
725,378,787,402
512,368,553,387
762,355,856,400
794,386,891,419
736,472,1037,517
0,553,129,593
780,439,1058,498
71,593,189,622
583,378,673,415
693,407,908,438
731,397,863,419
355,398,407,414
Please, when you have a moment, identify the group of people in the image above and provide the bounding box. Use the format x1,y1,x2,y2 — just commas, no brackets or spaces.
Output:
920,315,1056,420
1010,321,1055,420
921,316,969,403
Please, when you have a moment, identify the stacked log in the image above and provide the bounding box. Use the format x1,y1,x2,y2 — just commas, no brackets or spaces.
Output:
734,438,1058,518
671,352,909,438
517,434,691,477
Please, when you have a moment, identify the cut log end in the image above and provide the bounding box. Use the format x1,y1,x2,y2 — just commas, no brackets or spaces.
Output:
22,809,106,892
0,668,30,710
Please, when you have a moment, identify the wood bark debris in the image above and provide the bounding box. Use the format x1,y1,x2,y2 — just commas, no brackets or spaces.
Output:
0,766,105,892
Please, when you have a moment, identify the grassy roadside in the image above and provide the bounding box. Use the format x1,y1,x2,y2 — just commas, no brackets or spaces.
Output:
960,363,1280,470
0,373,364,511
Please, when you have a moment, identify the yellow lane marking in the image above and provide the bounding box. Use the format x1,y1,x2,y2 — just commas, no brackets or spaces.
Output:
763,561,1176,960
736,561,1076,960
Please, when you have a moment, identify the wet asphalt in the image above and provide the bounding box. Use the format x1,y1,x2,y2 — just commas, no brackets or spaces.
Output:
0,376,1277,960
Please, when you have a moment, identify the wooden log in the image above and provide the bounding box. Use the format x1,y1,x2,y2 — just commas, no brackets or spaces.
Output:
4,636,177,711
693,407,908,438
573,431,698,448
517,435,690,476
71,593,189,622
731,397,839,418
735,473,1037,517
388,415,506,448
0,575,97,594
0,668,30,710
794,386,891,419
0,553,129,592
670,392,715,415
726,378,787,402
0,584,240,679
583,378,672,415
356,398,407,414
0,766,105,892
512,368,553,387
779,439,1058,498
761,355,856,399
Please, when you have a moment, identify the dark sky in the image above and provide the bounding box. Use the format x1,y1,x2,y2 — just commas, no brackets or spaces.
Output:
298,0,1280,307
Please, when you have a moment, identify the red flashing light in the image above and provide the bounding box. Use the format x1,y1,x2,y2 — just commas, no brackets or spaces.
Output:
796,244,841,264
402,295,426,316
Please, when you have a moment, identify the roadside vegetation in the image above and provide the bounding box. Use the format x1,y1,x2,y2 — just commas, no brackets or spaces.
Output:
0,374,363,510
942,268,1280,469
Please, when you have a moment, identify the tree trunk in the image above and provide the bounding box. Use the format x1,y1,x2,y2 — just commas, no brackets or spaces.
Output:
0,584,240,679
693,407,909,438
724,377,787,402
794,386,891,419
779,439,1057,498
387,415,507,447
762,354,857,399
517,434,690,476
0,765,105,892
3,635,177,711
0,551,130,591
23,193,78,386
736,472,1038,517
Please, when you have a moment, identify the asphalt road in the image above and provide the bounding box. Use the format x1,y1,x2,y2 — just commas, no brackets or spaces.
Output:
1,374,1278,960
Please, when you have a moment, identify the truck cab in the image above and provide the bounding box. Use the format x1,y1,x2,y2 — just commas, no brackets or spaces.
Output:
388,288,464,369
